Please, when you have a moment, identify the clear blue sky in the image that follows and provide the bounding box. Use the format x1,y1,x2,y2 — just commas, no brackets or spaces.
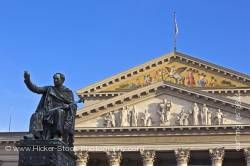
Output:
0,0,249,131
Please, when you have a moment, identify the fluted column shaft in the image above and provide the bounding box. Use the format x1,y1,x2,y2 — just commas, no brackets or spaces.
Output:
106,151,122,166
209,148,224,166
140,150,155,166
76,151,89,166
175,149,190,166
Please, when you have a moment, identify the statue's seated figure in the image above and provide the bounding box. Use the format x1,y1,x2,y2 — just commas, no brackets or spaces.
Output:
23,71,78,147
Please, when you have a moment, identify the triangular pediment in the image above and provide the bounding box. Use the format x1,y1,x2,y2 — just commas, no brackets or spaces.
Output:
76,81,250,128
77,52,250,97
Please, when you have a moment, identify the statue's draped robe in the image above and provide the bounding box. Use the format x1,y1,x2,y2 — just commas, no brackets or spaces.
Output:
29,86,76,145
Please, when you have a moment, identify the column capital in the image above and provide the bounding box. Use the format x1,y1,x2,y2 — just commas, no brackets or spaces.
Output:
209,148,224,166
175,148,190,165
106,151,122,166
209,148,225,160
140,150,155,166
244,148,250,156
244,148,250,165
75,151,89,166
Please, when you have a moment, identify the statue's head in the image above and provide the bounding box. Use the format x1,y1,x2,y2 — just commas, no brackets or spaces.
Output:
53,73,65,87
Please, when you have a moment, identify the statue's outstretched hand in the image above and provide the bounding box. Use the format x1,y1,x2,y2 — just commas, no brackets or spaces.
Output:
24,71,30,81
62,104,69,109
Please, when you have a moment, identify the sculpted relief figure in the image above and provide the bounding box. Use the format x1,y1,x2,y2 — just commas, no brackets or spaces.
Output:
142,109,152,126
104,113,112,127
156,69,168,81
110,111,116,127
177,109,184,126
158,99,172,125
216,109,224,125
197,73,207,87
177,108,189,126
201,104,209,125
23,71,78,147
104,112,116,127
190,103,199,125
165,66,187,84
120,106,130,127
207,111,212,125
185,69,195,87
165,99,172,121
143,74,152,86
129,106,138,127
157,107,165,126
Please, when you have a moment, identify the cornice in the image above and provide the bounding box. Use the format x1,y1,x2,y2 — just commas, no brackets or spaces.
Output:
202,88,250,95
0,132,27,145
74,124,250,137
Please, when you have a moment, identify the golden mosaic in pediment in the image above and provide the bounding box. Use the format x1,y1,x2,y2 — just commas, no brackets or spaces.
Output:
103,61,248,92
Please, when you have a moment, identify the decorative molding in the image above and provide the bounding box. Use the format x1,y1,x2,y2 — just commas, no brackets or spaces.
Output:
74,124,249,137
73,144,250,152
203,88,250,95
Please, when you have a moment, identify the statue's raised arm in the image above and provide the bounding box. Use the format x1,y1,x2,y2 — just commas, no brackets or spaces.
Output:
24,71,47,94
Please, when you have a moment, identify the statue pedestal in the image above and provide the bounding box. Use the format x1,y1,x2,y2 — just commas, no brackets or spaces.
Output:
17,139,76,166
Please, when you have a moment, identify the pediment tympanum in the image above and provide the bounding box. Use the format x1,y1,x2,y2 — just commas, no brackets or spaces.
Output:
77,52,250,96
103,61,248,92
76,93,250,128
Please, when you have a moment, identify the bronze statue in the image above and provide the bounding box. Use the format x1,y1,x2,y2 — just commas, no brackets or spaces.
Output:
23,71,79,147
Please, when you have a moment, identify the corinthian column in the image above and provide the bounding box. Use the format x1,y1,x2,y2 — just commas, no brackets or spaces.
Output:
209,148,225,166
244,148,250,166
175,149,190,166
106,151,122,166
140,150,155,166
76,151,89,166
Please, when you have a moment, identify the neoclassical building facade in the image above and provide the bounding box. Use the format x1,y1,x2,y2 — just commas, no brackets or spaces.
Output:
1,51,250,166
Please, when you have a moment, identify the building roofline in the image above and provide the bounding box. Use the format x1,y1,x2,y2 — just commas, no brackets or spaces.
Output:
77,51,250,95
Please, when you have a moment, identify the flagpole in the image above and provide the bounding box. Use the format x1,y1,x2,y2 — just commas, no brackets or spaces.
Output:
173,11,179,53
173,11,177,53
8,114,11,132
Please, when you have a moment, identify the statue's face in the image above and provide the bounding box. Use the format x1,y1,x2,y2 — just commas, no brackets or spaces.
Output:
53,74,63,87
